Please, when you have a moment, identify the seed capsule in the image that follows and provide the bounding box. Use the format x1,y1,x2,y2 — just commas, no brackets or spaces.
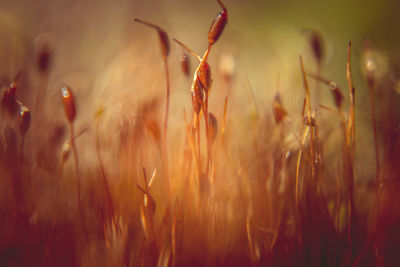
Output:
208,0,228,45
208,113,218,144
192,78,204,115
309,31,324,64
199,62,212,93
19,106,31,136
272,94,287,124
328,82,343,108
180,52,190,77
158,30,170,59
134,18,170,59
61,86,76,123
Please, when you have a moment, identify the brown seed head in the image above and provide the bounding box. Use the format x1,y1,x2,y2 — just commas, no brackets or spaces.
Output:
199,61,212,93
158,30,170,59
19,106,31,136
208,113,218,144
180,52,190,77
309,31,324,64
192,78,204,115
208,9,228,45
61,86,76,123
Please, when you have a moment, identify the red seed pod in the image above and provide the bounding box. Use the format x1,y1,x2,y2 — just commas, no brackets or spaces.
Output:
208,0,228,45
61,86,76,123
199,62,211,93
208,112,218,144
19,105,31,136
192,78,204,115
180,52,190,77
272,94,287,124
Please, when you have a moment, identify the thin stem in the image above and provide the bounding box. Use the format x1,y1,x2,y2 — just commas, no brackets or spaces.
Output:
173,39,202,62
96,122,117,232
162,57,171,196
70,122,89,244
368,83,380,182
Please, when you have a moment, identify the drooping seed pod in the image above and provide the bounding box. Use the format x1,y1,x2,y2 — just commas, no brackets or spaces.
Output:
35,34,54,74
208,113,218,145
61,86,76,123
309,31,324,64
328,82,343,108
134,18,170,59
208,0,228,45
180,52,190,77
199,62,212,94
158,30,170,59
272,94,287,124
19,105,31,136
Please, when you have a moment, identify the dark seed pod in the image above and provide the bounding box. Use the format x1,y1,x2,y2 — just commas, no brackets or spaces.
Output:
272,94,287,124
192,78,204,115
134,18,170,59
199,62,212,93
158,30,170,59
328,82,343,108
180,52,190,77
208,113,218,144
35,34,54,74
37,44,52,73
208,0,228,45
61,86,76,123
19,106,31,136
310,32,324,64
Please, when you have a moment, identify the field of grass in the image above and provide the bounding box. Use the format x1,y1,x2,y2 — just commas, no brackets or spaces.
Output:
1,0,400,266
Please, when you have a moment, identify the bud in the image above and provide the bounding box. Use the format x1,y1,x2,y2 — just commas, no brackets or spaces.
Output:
61,86,76,123
19,106,31,136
